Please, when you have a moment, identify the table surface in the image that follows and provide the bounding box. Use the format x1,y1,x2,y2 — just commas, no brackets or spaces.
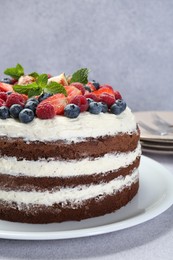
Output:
0,152,173,260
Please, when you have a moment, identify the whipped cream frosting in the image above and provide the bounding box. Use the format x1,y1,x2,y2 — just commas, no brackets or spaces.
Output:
0,107,137,142
0,169,138,207
0,143,141,177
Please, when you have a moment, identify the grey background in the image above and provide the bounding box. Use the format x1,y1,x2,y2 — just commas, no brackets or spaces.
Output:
0,0,173,111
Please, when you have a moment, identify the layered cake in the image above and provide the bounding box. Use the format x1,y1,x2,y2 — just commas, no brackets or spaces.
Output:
0,65,141,223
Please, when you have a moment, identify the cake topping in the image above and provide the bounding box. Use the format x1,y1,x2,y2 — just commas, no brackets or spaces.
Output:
0,64,127,123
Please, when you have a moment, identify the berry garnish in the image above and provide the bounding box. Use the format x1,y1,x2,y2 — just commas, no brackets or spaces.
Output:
0,106,10,119
114,90,122,100
25,100,38,112
99,84,113,90
27,97,39,105
84,93,99,102
84,86,92,93
0,98,5,107
0,82,14,93
19,108,34,123
90,80,100,90
40,93,68,115
0,92,8,101
36,103,55,119
70,95,88,112
93,86,115,96
86,98,94,105
85,82,97,92
110,99,126,115
5,93,25,108
64,104,80,118
70,82,85,95
0,78,14,85
99,102,108,113
9,104,23,119
99,93,115,107
88,102,102,114
65,85,82,103
38,93,53,103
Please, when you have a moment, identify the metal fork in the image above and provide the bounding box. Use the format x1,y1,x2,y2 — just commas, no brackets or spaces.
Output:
138,121,169,136
152,113,173,129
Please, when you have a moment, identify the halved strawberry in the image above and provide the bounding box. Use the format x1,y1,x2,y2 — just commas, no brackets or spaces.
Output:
40,93,68,115
93,86,115,97
0,82,14,93
85,82,96,91
64,85,82,103
70,82,85,95
99,84,114,91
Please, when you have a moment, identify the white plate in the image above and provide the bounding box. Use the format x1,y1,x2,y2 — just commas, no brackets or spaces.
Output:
134,111,173,141
0,156,173,240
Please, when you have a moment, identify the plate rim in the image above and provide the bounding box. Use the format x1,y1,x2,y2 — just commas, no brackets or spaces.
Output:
0,155,173,240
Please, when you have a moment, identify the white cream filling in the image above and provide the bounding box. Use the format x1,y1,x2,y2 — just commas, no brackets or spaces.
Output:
0,107,137,142
0,143,141,177
0,169,138,206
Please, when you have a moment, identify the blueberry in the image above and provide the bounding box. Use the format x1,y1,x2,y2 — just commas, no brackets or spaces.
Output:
110,99,127,115
0,78,13,84
19,108,34,123
0,106,10,119
91,80,100,90
25,100,38,112
84,86,91,92
6,91,13,95
64,104,80,118
88,102,102,114
38,93,52,102
98,102,108,113
9,104,23,118
27,97,39,105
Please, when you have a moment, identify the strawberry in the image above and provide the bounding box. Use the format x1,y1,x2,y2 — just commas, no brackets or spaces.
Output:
99,84,114,91
0,92,8,101
93,86,115,97
114,90,122,100
36,103,55,119
70,95,88,112
70,82,85,95
0,82,14,93
6,93,26,108
40,93,68,115
64,85,82,103
99,93,115,107
0,98,5,107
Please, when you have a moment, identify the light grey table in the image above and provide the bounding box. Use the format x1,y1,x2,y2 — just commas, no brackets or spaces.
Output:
0,152,172,260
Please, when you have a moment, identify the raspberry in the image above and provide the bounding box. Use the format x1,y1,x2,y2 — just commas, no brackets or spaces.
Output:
114,90,122,100
99,84,113,90
0,98,5,107
99,93,115,107
84,93,99,102
70,95,88,112
36,103,55,119
40,93,68,115
0,92,8,101
70,82,85,95
5,93,25,108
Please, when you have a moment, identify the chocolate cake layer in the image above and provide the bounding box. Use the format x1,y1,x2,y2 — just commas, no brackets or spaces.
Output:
0,157,140,191
0,130,140,160
0,181,139,223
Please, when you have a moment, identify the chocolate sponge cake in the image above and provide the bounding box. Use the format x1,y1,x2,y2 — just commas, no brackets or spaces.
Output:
0,65,141,223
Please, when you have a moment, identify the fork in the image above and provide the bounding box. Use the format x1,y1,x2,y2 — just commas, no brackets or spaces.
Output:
138,121,169,136
152,113,173,129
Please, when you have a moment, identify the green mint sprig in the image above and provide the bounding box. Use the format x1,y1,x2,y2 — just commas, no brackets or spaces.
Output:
13,73,67,98
70,68,90,84
4,64,24,80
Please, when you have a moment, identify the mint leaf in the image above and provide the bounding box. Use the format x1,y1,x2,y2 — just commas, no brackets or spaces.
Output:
36,74,48,89
29,72,39,79
13,82,42,97
70,68,90,84
46,82,67,96
4,63,24,79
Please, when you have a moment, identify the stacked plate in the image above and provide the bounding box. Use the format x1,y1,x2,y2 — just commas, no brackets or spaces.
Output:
134,111,173,154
